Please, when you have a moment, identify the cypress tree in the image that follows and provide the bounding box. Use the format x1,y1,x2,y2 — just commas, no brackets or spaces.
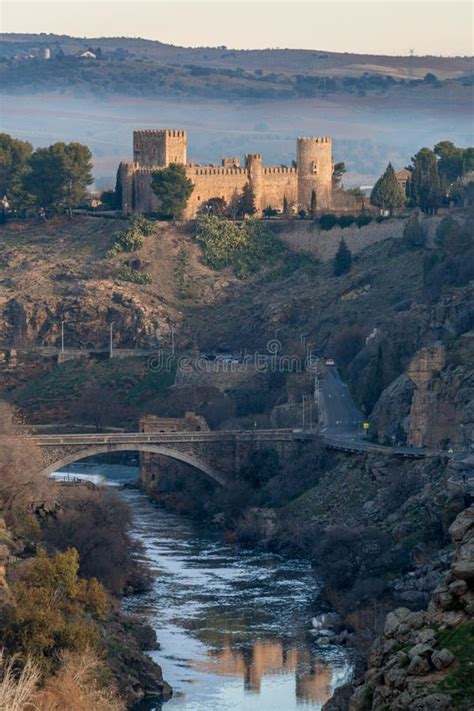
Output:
333,238,352,275
370,162,406,215
237,182,256,218
310,189,317,217
408,148,443,214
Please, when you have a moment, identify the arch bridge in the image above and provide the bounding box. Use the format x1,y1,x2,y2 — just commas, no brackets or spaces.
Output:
31,429,319,487
30,429,444,488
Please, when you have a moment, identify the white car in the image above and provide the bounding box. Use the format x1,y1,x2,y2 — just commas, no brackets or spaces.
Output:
326,359,335,366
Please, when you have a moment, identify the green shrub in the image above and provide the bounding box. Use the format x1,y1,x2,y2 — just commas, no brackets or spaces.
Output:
107,216,156,257
195,215,283,278
0,548,108,675
356,213,373,228
339,214,356,228
117,265,152,285
319,213,339,230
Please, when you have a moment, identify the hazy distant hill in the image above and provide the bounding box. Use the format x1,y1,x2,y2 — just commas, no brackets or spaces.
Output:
1,32,472,79
0,33,471,186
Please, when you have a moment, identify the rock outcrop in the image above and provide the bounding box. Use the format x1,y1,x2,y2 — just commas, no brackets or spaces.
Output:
343,505,474,711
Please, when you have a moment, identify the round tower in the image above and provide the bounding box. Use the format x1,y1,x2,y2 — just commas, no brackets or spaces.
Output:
297,137,333,212
245,153,263,214
117,161,137,214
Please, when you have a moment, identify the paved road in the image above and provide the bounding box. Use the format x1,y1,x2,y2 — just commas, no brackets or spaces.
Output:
320,366,362,439
318,366,470,461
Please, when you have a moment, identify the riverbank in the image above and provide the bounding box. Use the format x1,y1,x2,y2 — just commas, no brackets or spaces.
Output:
54,462,353,710
0,407,172,711
141,444,471,708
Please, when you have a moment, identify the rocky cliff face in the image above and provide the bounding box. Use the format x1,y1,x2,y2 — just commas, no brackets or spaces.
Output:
372,339,473,450
0,217,233,351
343,505,474,711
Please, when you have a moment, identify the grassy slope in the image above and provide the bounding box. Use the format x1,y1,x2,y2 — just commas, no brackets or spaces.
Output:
190,234,425,351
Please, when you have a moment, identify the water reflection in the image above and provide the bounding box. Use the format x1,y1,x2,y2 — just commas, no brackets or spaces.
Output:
55,463,352,710
198,640,335,704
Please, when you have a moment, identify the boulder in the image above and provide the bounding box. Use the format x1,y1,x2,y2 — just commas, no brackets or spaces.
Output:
452,532,474,581
410,693,451,710
384,668,407,690
322,682,354,711
407,654,431,675
385,651,409,670
431,648,455,670
408,643,434,659
448,579,468,597
448,505,474,543
412,628,436,646
349,684,373,711
390,690,413,709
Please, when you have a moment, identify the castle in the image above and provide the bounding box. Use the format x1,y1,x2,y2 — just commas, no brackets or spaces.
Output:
118,129,333,218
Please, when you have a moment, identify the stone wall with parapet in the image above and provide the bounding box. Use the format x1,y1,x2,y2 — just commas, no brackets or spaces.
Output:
272,218,407,261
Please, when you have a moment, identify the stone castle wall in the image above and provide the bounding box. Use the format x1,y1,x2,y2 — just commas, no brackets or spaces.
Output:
119,128,332,218
184,166,249,219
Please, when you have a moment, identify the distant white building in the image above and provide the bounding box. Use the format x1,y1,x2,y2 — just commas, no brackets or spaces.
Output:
43,48,51,60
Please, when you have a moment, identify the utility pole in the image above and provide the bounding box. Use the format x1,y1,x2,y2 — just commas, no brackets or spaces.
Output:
109,322,113,358
302,394,307,429
61,320,65,353
171,326,175,355
313,358,320,434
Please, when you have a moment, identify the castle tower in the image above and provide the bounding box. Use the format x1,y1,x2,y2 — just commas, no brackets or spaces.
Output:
117,161,137,213
133,129,187,168
297,137,332,212
245,153,263,214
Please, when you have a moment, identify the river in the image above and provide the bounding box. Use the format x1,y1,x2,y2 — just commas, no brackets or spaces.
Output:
53,463,352,711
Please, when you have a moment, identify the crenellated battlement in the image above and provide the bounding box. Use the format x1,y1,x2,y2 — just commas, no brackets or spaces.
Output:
134,129,186,138
122,127,333,217
192,167,247,176
297,136,331,143
263,167,297,175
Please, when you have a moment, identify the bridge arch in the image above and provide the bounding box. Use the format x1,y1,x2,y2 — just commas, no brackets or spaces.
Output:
39,444,228,486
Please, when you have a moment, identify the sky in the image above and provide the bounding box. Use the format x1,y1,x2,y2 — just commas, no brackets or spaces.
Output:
1,0,472,56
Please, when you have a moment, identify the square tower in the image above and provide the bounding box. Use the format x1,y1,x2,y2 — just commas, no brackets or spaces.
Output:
133,129,187,168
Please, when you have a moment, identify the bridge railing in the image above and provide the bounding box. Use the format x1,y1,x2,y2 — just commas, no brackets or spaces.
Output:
29,428,301,446
26,428,458,460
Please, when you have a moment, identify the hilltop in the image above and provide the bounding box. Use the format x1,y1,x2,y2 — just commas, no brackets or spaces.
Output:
0,32,471,105
1,33,472,78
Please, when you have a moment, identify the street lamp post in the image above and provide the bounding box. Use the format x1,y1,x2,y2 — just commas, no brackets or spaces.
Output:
109,322,114,358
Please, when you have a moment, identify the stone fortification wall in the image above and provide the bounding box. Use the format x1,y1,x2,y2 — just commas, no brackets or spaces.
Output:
120,129,333,218
274,218,406,261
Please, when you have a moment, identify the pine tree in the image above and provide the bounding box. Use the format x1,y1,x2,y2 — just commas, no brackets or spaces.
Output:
333,238,352,276
370,162,406,215
151,163,194,218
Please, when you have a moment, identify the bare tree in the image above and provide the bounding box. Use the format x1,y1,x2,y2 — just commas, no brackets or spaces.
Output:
0,401,48,516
